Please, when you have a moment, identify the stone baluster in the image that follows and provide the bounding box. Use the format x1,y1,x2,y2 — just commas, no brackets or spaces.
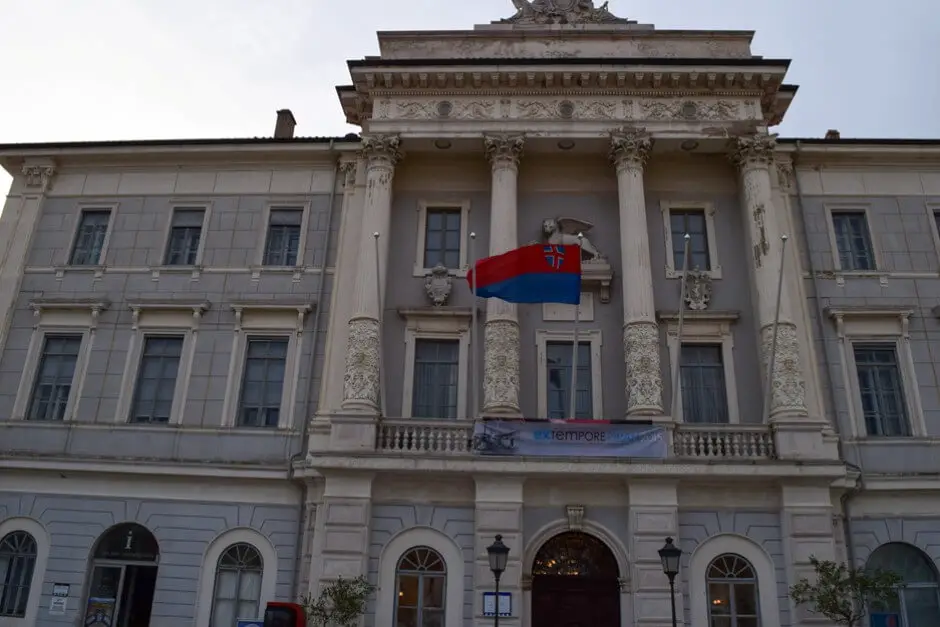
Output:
342,134,403,414
730,133,807,420
609,129,664,416
481,133,525,415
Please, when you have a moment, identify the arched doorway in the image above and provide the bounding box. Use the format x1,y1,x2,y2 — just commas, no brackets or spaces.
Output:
531,532,620,627
84,523,159,627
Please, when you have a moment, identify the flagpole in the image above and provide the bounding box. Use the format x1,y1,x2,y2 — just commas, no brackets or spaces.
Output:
569,233,584,420
670,233,692,422
762,234,789,424
373,232,387,418
469,232,478,420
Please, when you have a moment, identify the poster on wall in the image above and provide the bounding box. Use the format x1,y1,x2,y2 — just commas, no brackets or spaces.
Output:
84,597,116,627
472,419,667,458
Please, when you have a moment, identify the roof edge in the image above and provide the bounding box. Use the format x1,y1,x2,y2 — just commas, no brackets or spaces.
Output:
0,136,359,153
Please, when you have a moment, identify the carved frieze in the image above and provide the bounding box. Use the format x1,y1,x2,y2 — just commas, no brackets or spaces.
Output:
377,98,754,124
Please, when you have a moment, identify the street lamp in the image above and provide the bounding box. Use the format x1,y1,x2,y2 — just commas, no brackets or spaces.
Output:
486,534,510,627
658,537,682,627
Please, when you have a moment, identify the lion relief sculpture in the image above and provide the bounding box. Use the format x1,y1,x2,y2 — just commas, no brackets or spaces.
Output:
541,217,606,262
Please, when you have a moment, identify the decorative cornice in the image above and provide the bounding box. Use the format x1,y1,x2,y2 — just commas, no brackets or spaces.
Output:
21,164,56,193
128,301,211,330
729,133,778,170
29,299,109,329
483,133,525,169
609,128,652,170
359,134,403,167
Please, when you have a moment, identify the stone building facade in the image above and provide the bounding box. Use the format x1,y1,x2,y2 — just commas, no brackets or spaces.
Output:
1,2,939,627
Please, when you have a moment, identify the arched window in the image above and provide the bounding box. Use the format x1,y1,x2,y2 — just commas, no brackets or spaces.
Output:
395,547,446,627
706,553,760,627
210,543,264,627
868,543,940,627
0,531,37,618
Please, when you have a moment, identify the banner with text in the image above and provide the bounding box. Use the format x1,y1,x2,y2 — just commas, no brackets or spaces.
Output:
472,420,667,458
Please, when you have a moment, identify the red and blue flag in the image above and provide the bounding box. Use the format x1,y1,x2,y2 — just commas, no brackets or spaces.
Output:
467,244,582,304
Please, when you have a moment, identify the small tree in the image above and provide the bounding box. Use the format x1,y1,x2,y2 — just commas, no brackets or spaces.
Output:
301,575,376,627
790,556,903,627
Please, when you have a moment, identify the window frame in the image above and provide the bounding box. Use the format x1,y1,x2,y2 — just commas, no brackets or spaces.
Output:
161,204,211,267
535,329,603,420
828,307,926,439
236,336,292,429
257,202,311,269
12,302,104,422
394,547,447,627
660,200,722,279
220,304,311,429
705,553,761,627
114,303,206,425
194,529,277,627
400,308,472,420
0,518,49,627
928,203,940,271
662,312,739,424
66,204,117,267
823,203,883,273
866,542,940,627
209,542,265,626
413,200,471,277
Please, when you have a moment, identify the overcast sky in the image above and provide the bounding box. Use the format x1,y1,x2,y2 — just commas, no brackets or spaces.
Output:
1,0,938,193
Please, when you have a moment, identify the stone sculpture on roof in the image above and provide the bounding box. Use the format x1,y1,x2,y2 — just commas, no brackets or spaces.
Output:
502,0,630,25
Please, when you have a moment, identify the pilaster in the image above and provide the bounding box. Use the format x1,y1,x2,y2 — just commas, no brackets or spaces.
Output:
730,134,808,423
609,129,663,416
482,134,524,415
473,475,524,627
308,474,374,592
342,135,402,414
0,162,56,356
780,485,838,626
627,481,680,627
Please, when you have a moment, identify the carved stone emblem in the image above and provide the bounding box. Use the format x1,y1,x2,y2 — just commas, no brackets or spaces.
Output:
501,0,630,24
424,264,453,306
542,217,605,261
684,270,712,311
566,505,585,530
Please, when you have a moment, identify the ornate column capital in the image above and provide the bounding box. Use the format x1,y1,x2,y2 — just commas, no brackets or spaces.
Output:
359,134,403,169
729,133,778,171
483,133,525,170
339,160,358,188
21,164,56,193
609,128,652,171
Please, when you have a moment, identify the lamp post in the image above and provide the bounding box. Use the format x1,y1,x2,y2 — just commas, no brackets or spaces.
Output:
486,534,510,627
658,537,682,627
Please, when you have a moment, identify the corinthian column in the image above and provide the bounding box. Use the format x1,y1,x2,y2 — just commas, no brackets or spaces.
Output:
342,134,402,414
482,133,525,415
609,129,663,416
730,133,807,420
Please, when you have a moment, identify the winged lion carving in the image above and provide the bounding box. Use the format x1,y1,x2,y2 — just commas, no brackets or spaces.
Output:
541,217,605,261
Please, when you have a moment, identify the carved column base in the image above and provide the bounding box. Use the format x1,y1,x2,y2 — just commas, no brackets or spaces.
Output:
342,317,381,414
482,319,521,415
760,322,808,420
623,321,664,415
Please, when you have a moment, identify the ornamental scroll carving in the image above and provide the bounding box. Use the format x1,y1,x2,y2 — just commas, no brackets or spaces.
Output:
360,134,403,167
760,322,807,416
609,129,652,170
623,322,663,414
484,134,525,169
339,161,358,188
21,164,56,192
343,317,382,411
483,319,521,414
640,100,741,121
729,133,778,170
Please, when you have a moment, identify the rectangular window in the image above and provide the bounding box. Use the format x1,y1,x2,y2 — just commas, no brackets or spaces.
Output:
69,209,111,265
164,208,205,265
26,335,82,420
262,208,303,266
424,209,462,269
832,211,875,271
670,209,711,271
854,344,910,437
411,339,460,419
934,211,940,238
546,341,592,419
129,336,183,423
237,338,289,427
680,344,729,423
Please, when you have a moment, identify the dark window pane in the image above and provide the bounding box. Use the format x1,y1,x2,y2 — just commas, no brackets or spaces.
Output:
412,339,460,419
69,210,111,265
832,212,875,271
679,344,729,423
670,209,711,271
263,208,303,266
423,209,462,269
546,341,593,419
165,208,205,265
130,336,183,424
237,338,289,427
27,335,82,421
0,531,37,617
854,344,910,437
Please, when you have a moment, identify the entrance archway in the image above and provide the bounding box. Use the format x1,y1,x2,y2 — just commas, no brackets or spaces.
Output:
531,532,620,627
84,523,159,627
